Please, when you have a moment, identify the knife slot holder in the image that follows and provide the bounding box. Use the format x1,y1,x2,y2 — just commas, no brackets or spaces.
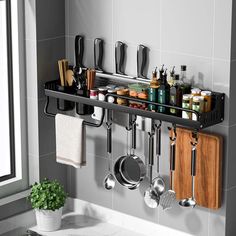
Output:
56,85,75,111
76,89,94,115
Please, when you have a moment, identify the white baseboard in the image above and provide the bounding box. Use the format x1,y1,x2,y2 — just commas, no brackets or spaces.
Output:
67,197,191,236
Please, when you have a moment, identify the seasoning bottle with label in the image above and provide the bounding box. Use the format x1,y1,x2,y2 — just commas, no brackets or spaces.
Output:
170,74,182,116
148,68,159,111
158,69,170,114
201,90,212,112
180,65,191,94
167,66,175,86
182,94,193,119
192,96,204,121
191,88,201,96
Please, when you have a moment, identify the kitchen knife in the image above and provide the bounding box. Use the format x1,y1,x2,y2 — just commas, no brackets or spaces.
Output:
113,41,134,79
137,44,148,79
115,41,125,75
94,38,104,72
75,35,85,74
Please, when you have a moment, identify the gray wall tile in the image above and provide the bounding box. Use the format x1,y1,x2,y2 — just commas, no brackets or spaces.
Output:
213,60,230,126
69,154,113,209
226,187,236,236
229,60,236,126
38,98,56,156
68,0,113,42
231,0,236,60
113,0,161,50
39,152,68,192
37,37,65,99
214,0,232,60
36,0,65,40
161,0,214,58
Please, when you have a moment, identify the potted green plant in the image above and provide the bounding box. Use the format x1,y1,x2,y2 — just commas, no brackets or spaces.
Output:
28,179,67,232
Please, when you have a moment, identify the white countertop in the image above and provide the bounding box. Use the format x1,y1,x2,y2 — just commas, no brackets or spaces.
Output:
30,213,146,236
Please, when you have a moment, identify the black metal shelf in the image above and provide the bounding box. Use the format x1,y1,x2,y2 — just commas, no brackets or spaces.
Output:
44,80,225,130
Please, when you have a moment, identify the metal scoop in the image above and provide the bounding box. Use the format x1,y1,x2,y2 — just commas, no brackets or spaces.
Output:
103,110,115,190
152,122,165,195
160,125,177,210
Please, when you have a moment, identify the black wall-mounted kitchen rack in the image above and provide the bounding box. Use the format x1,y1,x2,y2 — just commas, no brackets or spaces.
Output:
44,80,225,130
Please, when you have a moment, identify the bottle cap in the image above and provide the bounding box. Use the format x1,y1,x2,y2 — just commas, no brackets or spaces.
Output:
192,96,204,102
201,90,212,96
175,74,180,80
183,94,193,100
191,88,201,95
181,65,187,71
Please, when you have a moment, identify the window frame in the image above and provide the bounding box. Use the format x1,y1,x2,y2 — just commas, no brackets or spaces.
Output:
0,0,16,182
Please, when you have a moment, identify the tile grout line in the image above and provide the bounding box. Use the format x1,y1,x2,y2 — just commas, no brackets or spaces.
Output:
159,0,162,63
37,35,65,43
211,0,216,93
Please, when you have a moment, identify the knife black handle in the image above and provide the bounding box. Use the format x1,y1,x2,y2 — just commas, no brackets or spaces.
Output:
137,44,147,78
115,41,125,75
156,127,161,156
75,35,84,68
170,143,176,171
148,135,154,166
191,146,197,176
94,38,104,71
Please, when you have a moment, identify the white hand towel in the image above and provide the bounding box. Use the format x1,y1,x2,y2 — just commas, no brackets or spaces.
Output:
55,114,86,168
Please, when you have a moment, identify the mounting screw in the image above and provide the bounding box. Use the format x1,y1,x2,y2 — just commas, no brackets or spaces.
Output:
221,96,224,100
221,118,224,121
200,125,203,128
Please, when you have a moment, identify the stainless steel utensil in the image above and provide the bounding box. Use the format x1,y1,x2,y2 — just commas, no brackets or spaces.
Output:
114,115,146,189
179,139,198,208
144,125,160,208
103,110,115,190
160,125,177,210
152,122,165,195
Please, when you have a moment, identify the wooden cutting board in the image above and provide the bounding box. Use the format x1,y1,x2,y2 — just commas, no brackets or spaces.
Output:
171,127,223,209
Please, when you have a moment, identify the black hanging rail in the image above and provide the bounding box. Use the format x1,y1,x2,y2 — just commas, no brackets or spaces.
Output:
44,80,225,130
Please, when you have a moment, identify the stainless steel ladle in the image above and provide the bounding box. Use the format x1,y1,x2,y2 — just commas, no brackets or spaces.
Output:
179,132,198,208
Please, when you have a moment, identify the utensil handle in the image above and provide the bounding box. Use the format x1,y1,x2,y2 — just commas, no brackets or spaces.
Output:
137,45,147,78
115,41,125,75
107,126,112,154
156,127,161,156
191,147,197,176
170,143,176,171
94,38,104,71
75,35,84,68
149,135,154,166
131,122,136,150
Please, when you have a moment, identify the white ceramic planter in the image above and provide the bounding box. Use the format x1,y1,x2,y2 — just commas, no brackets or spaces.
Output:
35,207,62,232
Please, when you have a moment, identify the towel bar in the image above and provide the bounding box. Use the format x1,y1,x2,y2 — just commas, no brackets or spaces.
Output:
44,96,105,128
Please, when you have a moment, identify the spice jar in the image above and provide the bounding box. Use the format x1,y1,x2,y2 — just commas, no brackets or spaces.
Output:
90,89,98,100
107,89,116,103
201,91,212,112
116,88,129,106
191,88,201,96
192,96,204,121
98,87,108,101
182,94,193,119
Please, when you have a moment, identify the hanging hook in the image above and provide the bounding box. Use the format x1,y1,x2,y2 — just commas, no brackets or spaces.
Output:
168,123,177,143
191,130,199,147
125,114,137,131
